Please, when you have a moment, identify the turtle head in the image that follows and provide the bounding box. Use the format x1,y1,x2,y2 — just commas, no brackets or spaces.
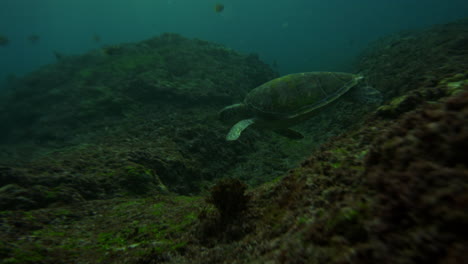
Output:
219,103,252,125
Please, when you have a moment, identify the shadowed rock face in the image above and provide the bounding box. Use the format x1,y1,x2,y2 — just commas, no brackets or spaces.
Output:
357,18,468,100
364,91,468,264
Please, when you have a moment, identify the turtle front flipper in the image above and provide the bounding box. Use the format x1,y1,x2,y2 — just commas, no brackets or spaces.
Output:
226,118,256,141
274,128,304,139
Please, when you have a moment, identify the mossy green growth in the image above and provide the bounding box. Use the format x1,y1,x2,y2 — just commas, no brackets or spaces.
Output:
108,54,163,74
326,206,368,243
356,150,368,159
52,208,72,216
32,229,66,238
296,215,310,225
439,72,468,96
149,239,187,255
376,94,413,118
97,232,127,250
113,200,144,216
151,202,165,216
2,247,46,264
326,207,359,231
122,165,156,194
77,68,94,79
446,79,468,95
377,95,407,111
330,147,347,154
98,197,199,254
44,188,61,200
22,211,35,220
331,162,342,168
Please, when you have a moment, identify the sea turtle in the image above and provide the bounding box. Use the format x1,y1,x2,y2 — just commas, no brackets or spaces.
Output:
219,71,382,141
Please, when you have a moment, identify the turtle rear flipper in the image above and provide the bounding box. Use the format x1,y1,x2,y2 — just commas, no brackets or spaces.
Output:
352,85,383,105
274,128,304,139
226,118,256,141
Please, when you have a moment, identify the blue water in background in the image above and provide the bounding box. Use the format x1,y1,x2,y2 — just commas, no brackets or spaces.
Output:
0,0,467,88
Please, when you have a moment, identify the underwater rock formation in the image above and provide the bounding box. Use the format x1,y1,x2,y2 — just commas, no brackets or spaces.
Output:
0,33,276,145
357,18,468,101
0,33,277,195
0,19,467,263
189,18,468,264
364,91,468,263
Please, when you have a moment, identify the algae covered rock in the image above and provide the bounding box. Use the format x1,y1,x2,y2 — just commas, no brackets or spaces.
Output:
364,91,468,264
0,17,467,264
0,33,279,196
0,33,277,146
357,18,468,100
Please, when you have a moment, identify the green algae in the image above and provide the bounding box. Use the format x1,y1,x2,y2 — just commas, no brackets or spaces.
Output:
376,94,409,116
0,196,203,263
0,20,467,264
2,248,45,264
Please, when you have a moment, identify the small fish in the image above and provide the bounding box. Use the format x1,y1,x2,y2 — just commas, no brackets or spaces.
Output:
28,34,40,44
53,50,64,60
214,3,224,13
0,35,9,46
92,34,101,43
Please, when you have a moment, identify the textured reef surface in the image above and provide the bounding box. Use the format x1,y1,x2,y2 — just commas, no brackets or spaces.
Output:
0,19,467,263
0,33,279,196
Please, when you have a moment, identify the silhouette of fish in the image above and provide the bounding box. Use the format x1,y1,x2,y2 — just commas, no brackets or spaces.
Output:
92,34,101,43
214,3,224,13
0,35,9,46
28,34,40,44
